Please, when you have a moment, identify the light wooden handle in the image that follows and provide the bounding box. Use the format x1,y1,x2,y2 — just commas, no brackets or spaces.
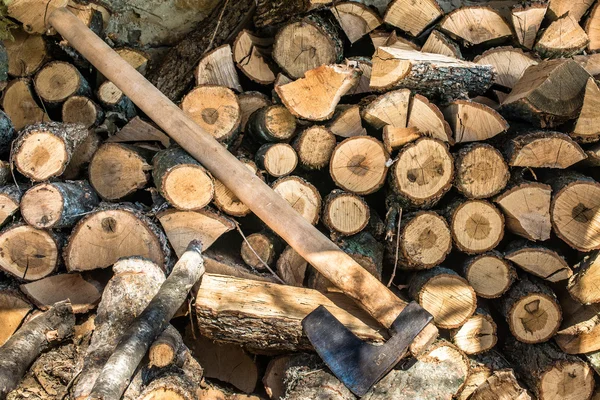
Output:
48,8,430,334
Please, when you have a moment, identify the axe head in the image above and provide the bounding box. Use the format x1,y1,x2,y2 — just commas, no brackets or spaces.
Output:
302,302,433,396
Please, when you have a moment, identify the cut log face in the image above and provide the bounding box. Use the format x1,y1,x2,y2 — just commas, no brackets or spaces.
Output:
390,137,454,209
362,89,410,129
449,200,504,254
62,96,103,129
256,143,298,177
421,30,462,59
383,0,442,36
407,94,453,143
195,44,242,92
329,136,389,195
34,61,89,104
272,17,343,79
89,143,152,201
568,251,600,304
586,2,600,52
474,47,538,89
0,224,61,281
505,131,586,168
534,14,589,58
396,211,452,270
471,369,533,400
383,126,421,152
450,309,497,355
272,176,322,225
180,85,241,144
346,56,372,95
2,79,48,131
444,100,509,143
555,291,600,354
551,175,600,252
464,252,516,299
233,30,276,85
241,232,280,270
511,2,548,49
0,286,31,346
64,206,168,272
572,78,600,142
0,186,23,228
276,246,308,287
409,267,477,329
293,126,336,170
495,180,552,241
213,159,259,217
331,2,382,43
440,6,513,45
548,0,595,21
157,208,234,258
327,105,366,138
20,273,104,313
248,105,297,143
505,243,572,282
4,29,46,77
455,143,509,199
275,63,360,121
323,190,370,236
500,276,562,343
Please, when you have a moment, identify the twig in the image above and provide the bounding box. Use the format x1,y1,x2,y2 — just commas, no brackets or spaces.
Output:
234,222,285,284
206,0,231,55
387,206,403,287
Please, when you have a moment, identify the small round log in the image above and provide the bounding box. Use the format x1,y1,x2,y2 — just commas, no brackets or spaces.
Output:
293,125,336,170
255,143,298,178
213,158,260,217
454,143,509,199
445,199,504,254
462,251,516,299
272,176,322,225
322,190,370,236
247,105,297,143
62,96,104,129
450,307,498,355
240,231,283,270
34,61,90,105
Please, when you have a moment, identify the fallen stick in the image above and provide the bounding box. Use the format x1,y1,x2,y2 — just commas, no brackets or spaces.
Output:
0,301,75,400
88,241,205,400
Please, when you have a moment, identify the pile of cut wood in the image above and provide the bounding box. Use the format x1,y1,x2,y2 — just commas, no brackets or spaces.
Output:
0,0,600,399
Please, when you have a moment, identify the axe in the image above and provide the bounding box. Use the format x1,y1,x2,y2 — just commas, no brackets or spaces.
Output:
48,8,438,396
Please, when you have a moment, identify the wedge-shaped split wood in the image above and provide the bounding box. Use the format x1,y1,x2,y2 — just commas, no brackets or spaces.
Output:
511,2,548,49
505,241,572,282
444,100,508,143
421,30,462,58
572,78,600,142
327,105,366,138
462,251,516,299
276,246,308,287
5,29,47,77
0,185,23,228
383,126,421,152
504,131,586,169
331,2,382,43
238,92,271,132
534,14,589,58
440,6,512,45
383,0,443,36
407,94,453,143
586,2,600,52
547,0,595,21
232,30,276,85
555,291,600,354
0,282,32,346
195,44,242,92
474,47,538,89
361,89,410,129
2,79,48,131
568,250,600,304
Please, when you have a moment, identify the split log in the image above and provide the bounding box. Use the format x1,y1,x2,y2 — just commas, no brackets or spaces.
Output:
470,367,532,400
180,85,241,145
445,199,504,254
421,30,462,58
12,122,88,182
382,126,421,152
7,0,68,34
534,14,589,58
20,181,99,229
322,190,370,236
203,249,276,283
62,96,104,129
568,250,600,304
195,274,384,352
106,117,171,148
0,301,74,400
444,100,509,143
247,105,297,143
362,89,410,129
450,308,497,355
232,30,276,85
454,143,509,199
474,47,538,89
554,290,600,354
383,0,442,36
346,56,372,96
272,176,321,225
153,147,215,211
549,173,600,252
72,257,166,400
33,61,90,105
157,208,234,258
240,231,283,270
371,47,495,100
4,29,47,77
275,63,360,121
149,325,185,368
195,45,242,92
64,203,170,272
272,15,343,80
0,223,64,281
504,241,572,282
389,137,454,209
213,158,260,217
0,185,23,227
409,267,477,329
504,131,586,168
255,143,298,177
331,2,382,43
503,337,595,400
586,2,600,52
572,78,600,143
511,2,548,49
498,275,562,344
407,94,453,143
87,243,204,400
2,79,48,130
547,0,594,21
238,92,271,133
327,105,366,138
20,272,104,314
388,211,452,270
293,126,336,170
96,81,137,121
501,59,590,128
0,281,32,346
439,6,513,45
276,245,308,287
88,143,152,201
494,178,552,241
63,130,102,180
462,251,516,299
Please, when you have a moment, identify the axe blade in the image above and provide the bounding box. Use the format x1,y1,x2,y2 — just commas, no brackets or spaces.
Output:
302,302,433,396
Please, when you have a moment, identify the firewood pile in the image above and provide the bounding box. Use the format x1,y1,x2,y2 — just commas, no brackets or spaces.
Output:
0,0,600,399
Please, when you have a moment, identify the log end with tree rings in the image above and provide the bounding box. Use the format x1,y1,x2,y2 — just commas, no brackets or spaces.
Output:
5,29,47,78
322,190,370,236
450,309,497,355
397,211,452,270
455,143,509,199
34,61,89,104
449,200,504,254
180,85,241,144
255,143,298,178
272,176,322,225
213,158,259,217
329,136,389,195
240,232,281,270
463,252,516,299
247,105,297,143
62,96,103,129
390,137,454,209
293,126,336,170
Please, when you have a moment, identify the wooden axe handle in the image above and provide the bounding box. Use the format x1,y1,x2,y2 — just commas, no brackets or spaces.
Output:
48,8,437,348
